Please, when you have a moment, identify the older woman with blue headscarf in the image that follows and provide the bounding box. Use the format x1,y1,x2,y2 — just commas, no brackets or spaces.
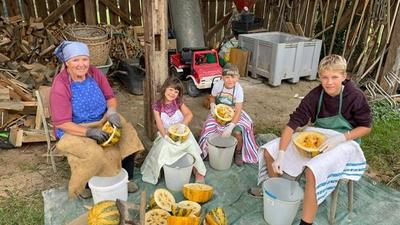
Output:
50,41,144,198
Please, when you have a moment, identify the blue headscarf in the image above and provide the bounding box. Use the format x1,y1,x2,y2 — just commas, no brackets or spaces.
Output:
53,41,90,63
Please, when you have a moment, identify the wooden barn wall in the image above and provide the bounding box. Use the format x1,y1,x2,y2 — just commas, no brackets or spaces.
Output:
0,0,144,26
0,0,399,79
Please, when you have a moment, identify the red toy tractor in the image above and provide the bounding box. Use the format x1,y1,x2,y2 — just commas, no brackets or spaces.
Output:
169,48,223,97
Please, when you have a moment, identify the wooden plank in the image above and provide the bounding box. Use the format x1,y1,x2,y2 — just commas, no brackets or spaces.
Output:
22,130,56,143
35,0,48,19
285,22,298,35
120,0,130,25
100,0,134,25
43,0,80,25
107,0,119,25
74,0,85,22
5,0,21,17
131,0,142,26
216,0,224,43
0,88,10,100
381,0,400,92
263,0,271,29
205,12,232,41
254,0,265,19
229,48,250,77
47,0,58,14
200,0,209,43
208,0,217,47
0,77,33,101
83,0,97,24
98,0,107,24
9,128,23,147
59,0,76,23
0,101,24,111
0,0,4,17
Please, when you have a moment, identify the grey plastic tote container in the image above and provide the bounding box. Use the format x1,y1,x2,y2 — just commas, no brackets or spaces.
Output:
239,32,322,86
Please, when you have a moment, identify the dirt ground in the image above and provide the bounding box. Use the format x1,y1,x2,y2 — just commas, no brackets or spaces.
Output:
0,77,320,198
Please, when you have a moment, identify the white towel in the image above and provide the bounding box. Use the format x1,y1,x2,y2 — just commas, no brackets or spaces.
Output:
258,127,366,204
140,132,207,184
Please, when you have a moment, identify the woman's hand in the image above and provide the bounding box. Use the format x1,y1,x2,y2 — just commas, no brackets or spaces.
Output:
106,108,122,128
86,128,110,143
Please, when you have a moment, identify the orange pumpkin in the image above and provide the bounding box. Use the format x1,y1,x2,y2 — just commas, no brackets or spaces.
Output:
167,216,200,225
182,183,213,203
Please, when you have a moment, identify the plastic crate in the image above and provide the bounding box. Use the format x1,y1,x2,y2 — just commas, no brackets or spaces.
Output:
238,32,322,86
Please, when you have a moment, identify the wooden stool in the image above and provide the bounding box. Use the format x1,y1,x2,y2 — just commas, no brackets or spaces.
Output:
328,179,354,225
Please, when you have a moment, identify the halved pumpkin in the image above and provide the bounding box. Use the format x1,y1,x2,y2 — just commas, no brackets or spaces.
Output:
177,200,201,217
167,215,200,225
182,183,213,203
204,207,227,225
293,131,326,158
152,188,176,212
145,209,170,225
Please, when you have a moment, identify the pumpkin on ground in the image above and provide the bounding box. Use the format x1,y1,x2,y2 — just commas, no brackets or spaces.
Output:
167,215,200,225
177,200,201,217
152,188,176,211
145,209,170,225
87,200,120,225
171,204,193,217
204,207,227,225
182,183,213,203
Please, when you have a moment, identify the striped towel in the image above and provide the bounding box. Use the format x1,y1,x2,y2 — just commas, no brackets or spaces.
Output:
198,111,259,163
257,127,366,204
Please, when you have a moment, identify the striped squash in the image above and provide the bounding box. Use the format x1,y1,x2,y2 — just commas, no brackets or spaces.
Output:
87,200,120,225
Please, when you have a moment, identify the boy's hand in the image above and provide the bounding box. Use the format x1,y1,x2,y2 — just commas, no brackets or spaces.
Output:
221,123,235,137
319,134,346,153
210,103,216,116
272,150,285,174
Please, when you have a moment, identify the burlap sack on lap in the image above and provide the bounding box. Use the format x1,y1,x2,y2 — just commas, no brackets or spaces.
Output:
56,115,144,198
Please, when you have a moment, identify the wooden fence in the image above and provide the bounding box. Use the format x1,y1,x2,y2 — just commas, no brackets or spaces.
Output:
1,0,399,81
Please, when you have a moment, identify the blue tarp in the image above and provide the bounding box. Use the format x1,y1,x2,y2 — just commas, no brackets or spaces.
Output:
43,163,400,225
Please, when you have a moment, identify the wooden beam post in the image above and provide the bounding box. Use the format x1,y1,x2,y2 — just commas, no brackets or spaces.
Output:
43,0,80,25
84,0,97,25
143,0,168,139
99,0,135,25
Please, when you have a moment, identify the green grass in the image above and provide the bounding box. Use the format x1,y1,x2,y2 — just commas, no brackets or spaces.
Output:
0,191,43,225
361,101,400,189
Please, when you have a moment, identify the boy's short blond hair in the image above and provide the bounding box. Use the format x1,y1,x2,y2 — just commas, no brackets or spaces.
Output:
318,54,347,75
223,63,240,77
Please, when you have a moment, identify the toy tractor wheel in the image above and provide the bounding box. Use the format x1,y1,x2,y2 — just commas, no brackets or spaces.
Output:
187,79,200,97
170,67,184,79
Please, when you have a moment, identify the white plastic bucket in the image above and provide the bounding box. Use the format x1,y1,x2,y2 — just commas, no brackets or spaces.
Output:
163,154,195,191
263,177,304,225
207,134,237,170
88,168,128,204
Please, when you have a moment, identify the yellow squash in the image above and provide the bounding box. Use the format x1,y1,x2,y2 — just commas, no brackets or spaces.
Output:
204,207,227,225
167,216,200,225
87,200,120,225
182,183,213,203
177,200,201,217
145,209,170,225
293,131,326,158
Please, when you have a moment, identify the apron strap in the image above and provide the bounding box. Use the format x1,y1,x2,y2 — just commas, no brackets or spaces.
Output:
316,86,344,118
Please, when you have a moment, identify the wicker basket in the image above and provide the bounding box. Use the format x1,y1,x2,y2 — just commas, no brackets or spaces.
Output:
63,25,111,66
